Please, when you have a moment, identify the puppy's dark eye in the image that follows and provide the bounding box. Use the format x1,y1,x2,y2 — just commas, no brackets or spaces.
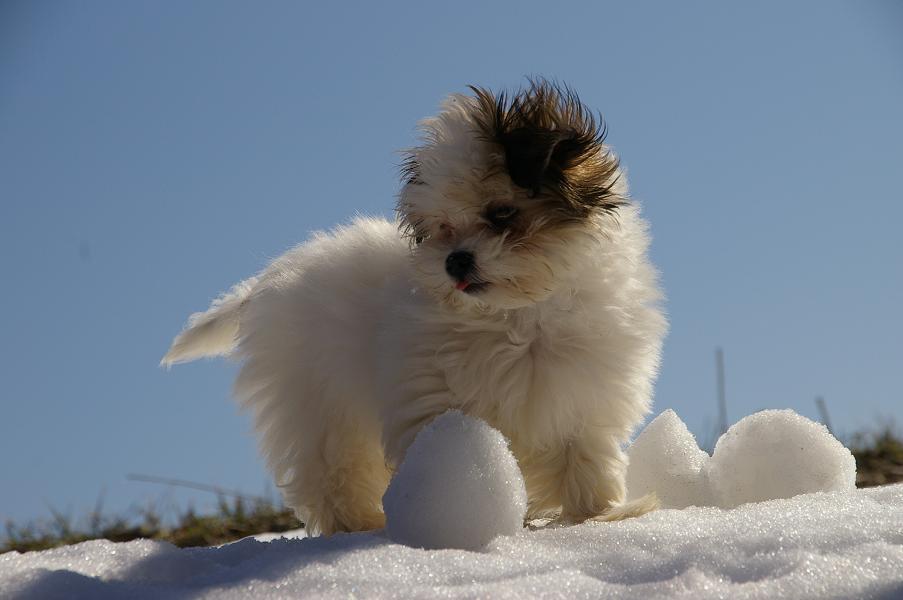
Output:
414,235,424,245
485,205,519,229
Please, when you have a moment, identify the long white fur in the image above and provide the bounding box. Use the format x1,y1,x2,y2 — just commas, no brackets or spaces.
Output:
163,91,667,535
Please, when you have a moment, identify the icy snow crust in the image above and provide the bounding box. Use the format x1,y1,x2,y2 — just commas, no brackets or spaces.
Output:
709,409,857,508
626,409,713,508
3,485,902,599
626,409,857,509
383,410,527,550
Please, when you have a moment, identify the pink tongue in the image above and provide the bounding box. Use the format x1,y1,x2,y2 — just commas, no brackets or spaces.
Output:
455,280,470,291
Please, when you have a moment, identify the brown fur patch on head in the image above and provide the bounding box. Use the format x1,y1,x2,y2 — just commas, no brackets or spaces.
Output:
469,79,623,220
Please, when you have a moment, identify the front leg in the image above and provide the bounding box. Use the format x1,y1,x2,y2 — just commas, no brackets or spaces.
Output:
518,430,627,523
559,433,628,522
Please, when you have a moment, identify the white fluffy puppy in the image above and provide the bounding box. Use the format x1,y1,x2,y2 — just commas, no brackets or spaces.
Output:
163,80,667,536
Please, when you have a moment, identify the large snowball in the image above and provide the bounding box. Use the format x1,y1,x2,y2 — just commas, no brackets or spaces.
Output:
625,409,712,508
708,409,857,508
383,410,527,551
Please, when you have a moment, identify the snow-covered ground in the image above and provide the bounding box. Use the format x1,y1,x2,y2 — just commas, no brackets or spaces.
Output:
3,410,902,599
2,485,902,599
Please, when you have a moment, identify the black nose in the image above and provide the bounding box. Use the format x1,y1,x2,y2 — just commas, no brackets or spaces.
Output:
445,250,475,280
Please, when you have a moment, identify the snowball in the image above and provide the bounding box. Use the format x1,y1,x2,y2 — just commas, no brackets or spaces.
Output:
625,409,712,508
708,409,857,508
382,410,527,550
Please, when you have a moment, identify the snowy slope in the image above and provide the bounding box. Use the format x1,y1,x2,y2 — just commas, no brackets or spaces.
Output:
4,410,901,599
2,484,902,599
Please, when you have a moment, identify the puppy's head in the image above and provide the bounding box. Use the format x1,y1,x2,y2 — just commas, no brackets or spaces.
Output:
398,80,626,311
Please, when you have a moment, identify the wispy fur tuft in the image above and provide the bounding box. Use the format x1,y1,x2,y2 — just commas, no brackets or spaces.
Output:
592,492,660,522
161,278,256,367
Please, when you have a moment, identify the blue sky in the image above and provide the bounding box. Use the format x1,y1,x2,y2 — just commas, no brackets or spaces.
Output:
1,1,901,526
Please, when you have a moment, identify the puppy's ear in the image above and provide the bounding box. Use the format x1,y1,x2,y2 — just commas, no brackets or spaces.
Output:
499,128,575,197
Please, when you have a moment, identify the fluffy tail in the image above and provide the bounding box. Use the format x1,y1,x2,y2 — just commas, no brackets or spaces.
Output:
161,277,257,367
